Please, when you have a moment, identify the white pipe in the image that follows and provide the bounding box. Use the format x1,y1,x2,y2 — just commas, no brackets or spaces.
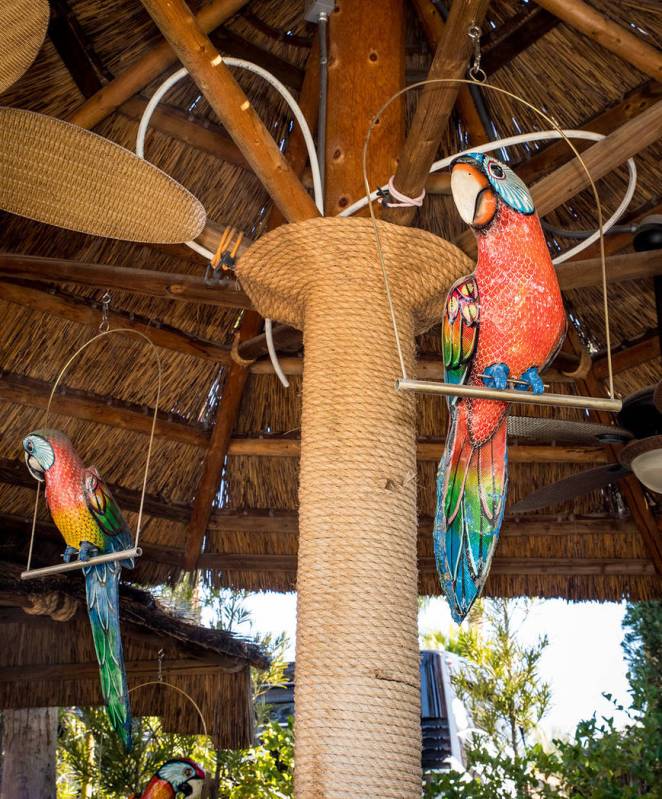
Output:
136,61,325,388
339,129,637,265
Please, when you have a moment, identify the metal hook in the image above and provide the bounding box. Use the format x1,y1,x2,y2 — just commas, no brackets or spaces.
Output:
157,648,164,682
99,290,111,333
467,23,486,82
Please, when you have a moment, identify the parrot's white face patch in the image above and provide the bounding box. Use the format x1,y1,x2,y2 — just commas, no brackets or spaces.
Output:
451,168,481,225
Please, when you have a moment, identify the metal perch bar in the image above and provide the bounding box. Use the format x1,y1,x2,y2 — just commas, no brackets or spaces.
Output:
21,547,142,580
395,379,622,412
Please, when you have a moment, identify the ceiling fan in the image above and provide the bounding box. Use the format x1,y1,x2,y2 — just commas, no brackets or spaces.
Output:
511,382,662,513
0,0,205,244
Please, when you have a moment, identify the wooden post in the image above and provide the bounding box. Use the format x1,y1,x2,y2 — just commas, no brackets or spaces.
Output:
324,0,406,214
0,708,58,799
68,0,249,129
535,0,662,80
382,0,490,226
140,0,319,223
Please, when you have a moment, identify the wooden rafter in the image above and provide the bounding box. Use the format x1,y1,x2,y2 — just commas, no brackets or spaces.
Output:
67,0,249,129
48,0,111,98
455,99,662,257
182,38,321,571
382,0,490,226
141,0,319,223
534,0,662,81
0,253,251,309
480,4,558,74
593,331,661,380
0,372,209,448
0,281,231,364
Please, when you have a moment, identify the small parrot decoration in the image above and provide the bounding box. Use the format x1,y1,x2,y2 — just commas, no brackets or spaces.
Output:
23,428,134,749
129,758,206,799
434,152,566,623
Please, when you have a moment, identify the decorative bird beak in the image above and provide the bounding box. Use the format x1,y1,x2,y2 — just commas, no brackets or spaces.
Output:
24,452,45,482
450,155,497,227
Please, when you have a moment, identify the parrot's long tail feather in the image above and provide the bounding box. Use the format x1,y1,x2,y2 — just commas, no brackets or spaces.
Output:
84,561,133,751
433,402,508,622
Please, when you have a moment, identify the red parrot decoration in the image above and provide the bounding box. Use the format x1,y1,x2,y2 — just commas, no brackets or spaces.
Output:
434,152,566,622
128,758,206,798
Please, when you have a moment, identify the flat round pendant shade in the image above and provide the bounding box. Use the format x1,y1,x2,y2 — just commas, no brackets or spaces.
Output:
0,108,207,243
0,0,49,95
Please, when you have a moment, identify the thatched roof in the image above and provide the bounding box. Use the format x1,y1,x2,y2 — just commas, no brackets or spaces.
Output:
0,560,267,746
0,0,660,604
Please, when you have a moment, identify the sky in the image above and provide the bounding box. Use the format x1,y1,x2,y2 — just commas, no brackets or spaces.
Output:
240,592,631,737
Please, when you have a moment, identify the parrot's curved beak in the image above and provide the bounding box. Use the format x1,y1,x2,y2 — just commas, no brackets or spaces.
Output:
24,452,45,482
450,157,497,228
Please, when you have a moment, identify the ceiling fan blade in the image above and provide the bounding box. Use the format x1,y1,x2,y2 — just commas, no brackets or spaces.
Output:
510,463,631,513
507,416,632,445
0,108,206,243
0,0,49,95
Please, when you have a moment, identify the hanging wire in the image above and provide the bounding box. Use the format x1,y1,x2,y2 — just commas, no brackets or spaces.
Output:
361,45,615,400
24,329,162,575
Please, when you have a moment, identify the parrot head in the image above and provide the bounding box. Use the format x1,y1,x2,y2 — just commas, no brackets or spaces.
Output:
155,758,206,797
450,152,534,230
22,428,77,482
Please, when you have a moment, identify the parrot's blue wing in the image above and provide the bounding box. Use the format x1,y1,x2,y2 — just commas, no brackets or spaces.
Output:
84,468,133,559
441,274,479,395
84,560,133,751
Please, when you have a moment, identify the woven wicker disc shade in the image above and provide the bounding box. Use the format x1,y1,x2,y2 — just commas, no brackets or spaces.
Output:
0,0,49,95
0,108,207,243
239,217,471,799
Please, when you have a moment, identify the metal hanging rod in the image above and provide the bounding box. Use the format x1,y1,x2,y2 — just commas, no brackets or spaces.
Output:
395,379,623,413
21,547,142,581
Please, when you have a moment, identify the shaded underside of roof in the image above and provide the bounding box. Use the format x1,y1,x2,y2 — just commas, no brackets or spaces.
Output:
0,0,660,602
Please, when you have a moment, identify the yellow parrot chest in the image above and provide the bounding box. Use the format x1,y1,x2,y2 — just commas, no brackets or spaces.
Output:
51,505,104,549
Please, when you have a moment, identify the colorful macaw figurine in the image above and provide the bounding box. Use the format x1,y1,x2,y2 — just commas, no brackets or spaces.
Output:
434,153,566,622
23,428,134,749
128,759,206,798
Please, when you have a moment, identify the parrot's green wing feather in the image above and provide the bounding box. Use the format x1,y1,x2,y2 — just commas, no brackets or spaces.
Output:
442,274,479,392
84,468,133,555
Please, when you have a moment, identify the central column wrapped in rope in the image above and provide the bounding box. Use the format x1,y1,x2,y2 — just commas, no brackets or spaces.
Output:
238,217,471,799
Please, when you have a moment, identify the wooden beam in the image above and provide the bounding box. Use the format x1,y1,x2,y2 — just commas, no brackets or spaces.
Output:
516,80,662,186
455,99,662,257
556,251,662,291
324,0,406,215
0,372,208,448
0,461,190,524
534,0,662,81
0,656,234,682
382,0,490,226
409,0,491,146
0,252,251,309
225,436,609,464
0,281,231,363
120,96,249,170
141,0,319,223
48,0,110,98
480,4,558,74
182,40,322,570
593,332,661,380
67,0,249,129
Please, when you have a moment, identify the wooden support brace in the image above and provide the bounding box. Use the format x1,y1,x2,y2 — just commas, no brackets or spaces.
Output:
535,0,662,81
383,0,491,226
140,0,319,223
67,0,250,129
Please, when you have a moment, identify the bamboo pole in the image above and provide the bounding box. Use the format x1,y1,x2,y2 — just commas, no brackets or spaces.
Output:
535,0,662,80
382,0,490,226
140,0,319,223
67,0,249,129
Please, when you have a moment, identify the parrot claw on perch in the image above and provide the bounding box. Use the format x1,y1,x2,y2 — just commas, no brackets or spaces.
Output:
62,545,78,563
482,362,510,390
434,152,566,623
22,428,135,750
515,366,545,394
